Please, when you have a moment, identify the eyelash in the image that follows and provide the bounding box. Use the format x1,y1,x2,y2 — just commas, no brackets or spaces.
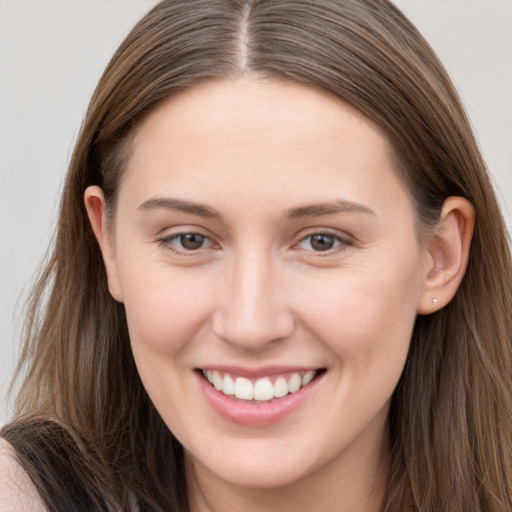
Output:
295,231,353,254
157,232,214,255
157,230,353,256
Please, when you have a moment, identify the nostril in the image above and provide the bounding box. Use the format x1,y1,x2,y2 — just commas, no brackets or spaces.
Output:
212,310,295,351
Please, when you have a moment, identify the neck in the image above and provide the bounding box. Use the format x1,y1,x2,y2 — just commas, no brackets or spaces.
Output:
186,428,390,512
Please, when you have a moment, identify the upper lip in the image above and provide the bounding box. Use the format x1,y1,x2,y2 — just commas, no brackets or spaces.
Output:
197,365,324,379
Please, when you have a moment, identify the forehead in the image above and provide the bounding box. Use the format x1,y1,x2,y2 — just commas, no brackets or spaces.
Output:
130,76,389,160
118,76,412,223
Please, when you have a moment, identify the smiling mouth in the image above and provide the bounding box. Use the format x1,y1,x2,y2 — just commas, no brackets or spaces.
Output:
199,369,326,402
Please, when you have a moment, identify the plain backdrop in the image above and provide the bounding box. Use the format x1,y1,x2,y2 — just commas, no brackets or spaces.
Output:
1,0,511,424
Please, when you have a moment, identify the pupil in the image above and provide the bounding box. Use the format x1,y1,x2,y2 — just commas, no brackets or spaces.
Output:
311,234,334,251
180,233,204,250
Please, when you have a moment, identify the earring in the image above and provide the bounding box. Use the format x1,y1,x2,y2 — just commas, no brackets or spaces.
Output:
432,298,439,305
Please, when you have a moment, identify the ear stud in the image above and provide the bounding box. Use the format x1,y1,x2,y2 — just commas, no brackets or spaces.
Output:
432,298,439,305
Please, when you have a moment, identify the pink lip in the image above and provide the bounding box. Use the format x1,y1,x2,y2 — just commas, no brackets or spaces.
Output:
196,369,324,427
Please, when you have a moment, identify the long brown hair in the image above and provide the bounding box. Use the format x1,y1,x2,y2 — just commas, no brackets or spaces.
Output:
4,1,512,510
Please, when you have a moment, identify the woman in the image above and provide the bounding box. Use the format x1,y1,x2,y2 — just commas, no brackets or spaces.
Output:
1,0,511,510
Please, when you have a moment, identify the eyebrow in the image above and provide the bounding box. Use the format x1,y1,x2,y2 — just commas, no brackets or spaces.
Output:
137,197,375,220
137,197,220,218
285,200,375,219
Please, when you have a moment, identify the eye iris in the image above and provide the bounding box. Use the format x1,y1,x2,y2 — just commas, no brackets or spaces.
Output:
310,234,335,251
180,233,205,250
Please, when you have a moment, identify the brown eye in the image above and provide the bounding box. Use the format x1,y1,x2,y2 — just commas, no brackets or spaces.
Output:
158,231,215,254
297,232,351,253
179,233,206,250
310,234,336,251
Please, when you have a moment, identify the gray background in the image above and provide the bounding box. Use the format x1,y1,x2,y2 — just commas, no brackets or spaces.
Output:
1,0,511,424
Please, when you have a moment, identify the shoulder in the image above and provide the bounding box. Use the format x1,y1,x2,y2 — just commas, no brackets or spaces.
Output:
0,437,47,511
1,418,122,511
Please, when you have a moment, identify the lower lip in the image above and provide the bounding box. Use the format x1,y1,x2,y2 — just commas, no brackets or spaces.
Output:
196,371,323,427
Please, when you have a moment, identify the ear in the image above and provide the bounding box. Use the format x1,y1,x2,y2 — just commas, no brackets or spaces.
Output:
84,186,124,302
417,196,475,314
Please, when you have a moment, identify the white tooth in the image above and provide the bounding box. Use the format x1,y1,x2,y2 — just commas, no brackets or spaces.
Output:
222,374,235,395
253,378,274,401
302,370,316,386
235,377,254,400
212,371,223,390
206,370,213,383
274,377,288,398
288,373,302,393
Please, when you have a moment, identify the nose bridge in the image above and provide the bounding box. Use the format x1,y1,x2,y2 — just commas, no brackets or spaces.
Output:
213,245,293,350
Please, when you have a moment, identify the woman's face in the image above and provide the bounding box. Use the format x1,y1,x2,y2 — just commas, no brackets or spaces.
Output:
97,78,431,490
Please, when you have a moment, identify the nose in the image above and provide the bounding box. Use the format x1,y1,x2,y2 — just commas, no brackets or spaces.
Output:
212,250,295,352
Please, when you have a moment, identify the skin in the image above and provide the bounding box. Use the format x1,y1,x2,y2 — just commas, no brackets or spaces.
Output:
85,77,474,512
0,438,47,512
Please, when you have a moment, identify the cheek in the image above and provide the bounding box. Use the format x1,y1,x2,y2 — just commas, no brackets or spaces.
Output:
118,265,218,422
299,258,421,368
118,260,216,356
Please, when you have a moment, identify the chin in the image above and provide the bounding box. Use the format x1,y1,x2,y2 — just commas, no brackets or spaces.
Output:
186,439,324,491
210,460,310,490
